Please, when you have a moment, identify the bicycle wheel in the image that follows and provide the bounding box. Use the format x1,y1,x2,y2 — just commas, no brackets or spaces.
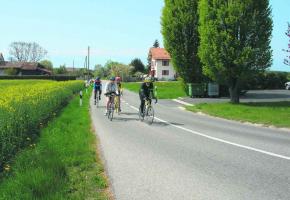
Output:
109,103,114,121
145,106,154,124
96,91,99,107
138,106,144,121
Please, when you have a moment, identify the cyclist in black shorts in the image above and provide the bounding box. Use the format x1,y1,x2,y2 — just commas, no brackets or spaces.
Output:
139,77,157,116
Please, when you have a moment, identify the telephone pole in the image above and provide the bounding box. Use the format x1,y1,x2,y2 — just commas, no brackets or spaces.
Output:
84,56,87,80
87,46,90,80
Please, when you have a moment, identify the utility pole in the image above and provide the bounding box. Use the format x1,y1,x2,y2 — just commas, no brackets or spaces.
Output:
84,56,87,80
87,46,90,80
73,60,74,72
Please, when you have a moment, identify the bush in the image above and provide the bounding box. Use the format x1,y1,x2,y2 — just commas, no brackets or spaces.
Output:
242,71,289,90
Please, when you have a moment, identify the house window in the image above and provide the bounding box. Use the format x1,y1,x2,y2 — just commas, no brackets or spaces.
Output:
162,70,169,76
162,60,169,66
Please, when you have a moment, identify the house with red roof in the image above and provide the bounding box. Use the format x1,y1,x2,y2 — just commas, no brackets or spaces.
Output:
148,48,176,80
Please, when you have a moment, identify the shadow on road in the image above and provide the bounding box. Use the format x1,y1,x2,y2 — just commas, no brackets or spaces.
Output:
120,112,138,116
112,117,139,122
151,121,184,127
92,106,106,109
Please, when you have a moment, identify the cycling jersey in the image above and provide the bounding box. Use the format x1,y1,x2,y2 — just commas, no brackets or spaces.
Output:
94,81,102,90
105,82,117,94
139,82,154,98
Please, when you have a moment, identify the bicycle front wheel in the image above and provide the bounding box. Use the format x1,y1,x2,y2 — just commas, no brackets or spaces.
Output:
145,106,154,124
96,91,99,107
109,104,114,121
138,106,144,121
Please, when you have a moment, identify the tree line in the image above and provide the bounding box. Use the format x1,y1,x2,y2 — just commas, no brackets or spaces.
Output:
161,0,273,103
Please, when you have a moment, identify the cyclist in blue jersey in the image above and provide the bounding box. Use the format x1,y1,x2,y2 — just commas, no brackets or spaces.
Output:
94,77,102,104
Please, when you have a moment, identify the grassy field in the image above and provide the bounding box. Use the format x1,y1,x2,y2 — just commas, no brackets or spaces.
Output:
186,102,290,128
123,81,187,99
0,88,110,200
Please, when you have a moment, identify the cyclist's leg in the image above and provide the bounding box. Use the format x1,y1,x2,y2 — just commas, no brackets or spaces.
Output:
94,89,97,102
105,96,110,115
139,93,145,115
98,89,102,100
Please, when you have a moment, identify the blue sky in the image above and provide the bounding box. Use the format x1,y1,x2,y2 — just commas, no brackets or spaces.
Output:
0,0,289,72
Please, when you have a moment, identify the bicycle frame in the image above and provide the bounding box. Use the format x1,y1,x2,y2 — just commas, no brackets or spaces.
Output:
139,97,154,124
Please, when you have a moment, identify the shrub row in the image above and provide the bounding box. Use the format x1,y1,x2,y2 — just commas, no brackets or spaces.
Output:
0,80,83,170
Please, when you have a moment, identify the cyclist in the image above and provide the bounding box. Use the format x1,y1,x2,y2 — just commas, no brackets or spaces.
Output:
93,77,102,104
104,77,118,115
139,76,157,116
115,76,122,112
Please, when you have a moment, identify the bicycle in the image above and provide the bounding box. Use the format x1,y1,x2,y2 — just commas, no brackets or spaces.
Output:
139,97,155,124
106,92,116,121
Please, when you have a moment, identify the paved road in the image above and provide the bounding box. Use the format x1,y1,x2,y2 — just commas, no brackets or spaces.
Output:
90,89,290,200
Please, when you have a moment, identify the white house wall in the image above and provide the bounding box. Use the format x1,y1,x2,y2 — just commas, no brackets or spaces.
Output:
152,59,175,80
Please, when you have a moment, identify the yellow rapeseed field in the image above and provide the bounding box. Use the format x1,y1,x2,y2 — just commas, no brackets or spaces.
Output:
0,80,83,169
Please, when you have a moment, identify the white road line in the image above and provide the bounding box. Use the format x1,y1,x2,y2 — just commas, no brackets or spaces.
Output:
128,104,290,161
173,99,193,106
130,106,139,111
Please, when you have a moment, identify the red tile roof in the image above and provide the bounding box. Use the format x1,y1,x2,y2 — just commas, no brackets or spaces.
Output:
149,48,171,60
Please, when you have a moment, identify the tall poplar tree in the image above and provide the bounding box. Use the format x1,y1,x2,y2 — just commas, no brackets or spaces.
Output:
283,22,290,66
198,0,273,103
161,0,202,84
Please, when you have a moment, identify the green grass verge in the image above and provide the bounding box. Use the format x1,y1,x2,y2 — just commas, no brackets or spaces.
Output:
123,81,187,99
186,102,290,128
0,89,110,200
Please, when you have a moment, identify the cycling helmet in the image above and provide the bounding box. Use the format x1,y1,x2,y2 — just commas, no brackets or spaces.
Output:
95,77,100,81
115,77,121,82
110,76,115,81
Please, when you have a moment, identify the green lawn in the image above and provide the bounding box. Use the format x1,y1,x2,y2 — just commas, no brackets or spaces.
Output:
186,102,290,128
0,89,110,200
123,81,187,99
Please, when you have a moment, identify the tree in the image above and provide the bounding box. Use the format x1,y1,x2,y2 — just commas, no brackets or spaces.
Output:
94,64,110,79
94,64,103,71
198,0,273,103
54,64,67,74
130,58,145,73
102,60,133,81
153,39,160,48
161,0,202,84
40,60,53,71
283,22,290,66
9,42,47,62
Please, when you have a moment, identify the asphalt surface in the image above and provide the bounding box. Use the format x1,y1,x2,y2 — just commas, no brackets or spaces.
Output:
90,89,290,200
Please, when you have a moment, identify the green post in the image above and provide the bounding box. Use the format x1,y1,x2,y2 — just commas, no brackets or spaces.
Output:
154,86,158,99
